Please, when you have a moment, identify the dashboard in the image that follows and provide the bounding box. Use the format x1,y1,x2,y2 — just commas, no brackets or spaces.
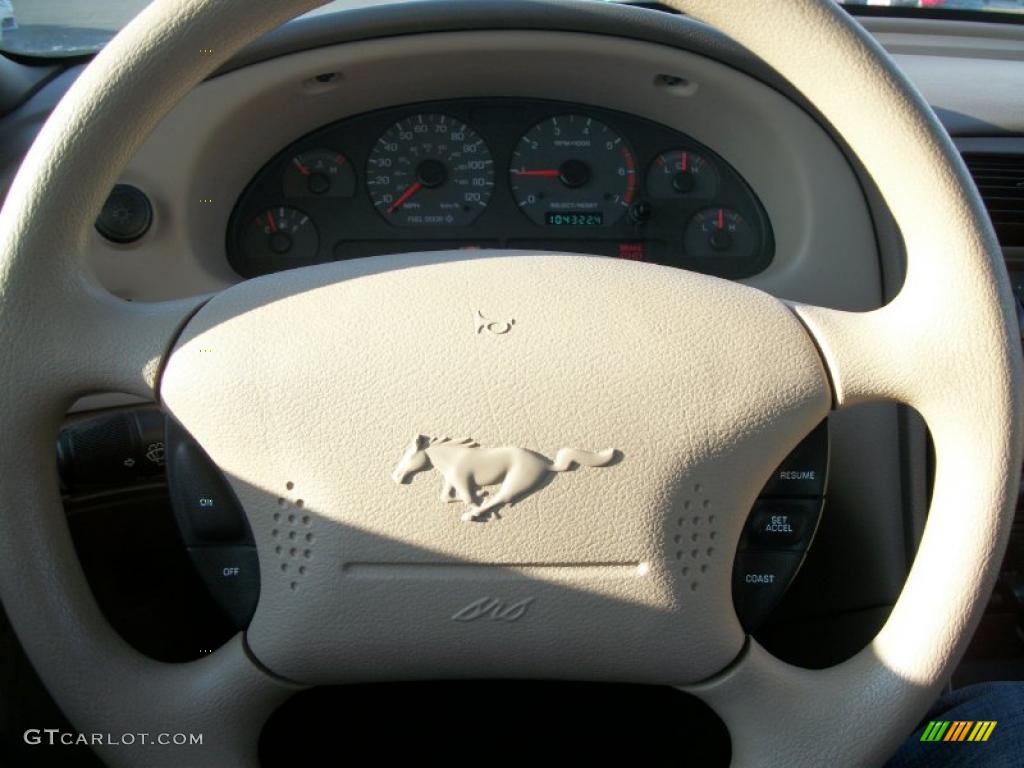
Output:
55,23,880,309
228,98,772,279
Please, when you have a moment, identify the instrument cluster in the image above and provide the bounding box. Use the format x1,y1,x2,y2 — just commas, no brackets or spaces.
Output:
228,99,773,279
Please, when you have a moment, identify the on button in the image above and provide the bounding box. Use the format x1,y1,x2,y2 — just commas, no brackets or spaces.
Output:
166,419,249,545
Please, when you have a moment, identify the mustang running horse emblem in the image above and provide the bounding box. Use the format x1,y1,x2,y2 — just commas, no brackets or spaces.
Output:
392,435,618,522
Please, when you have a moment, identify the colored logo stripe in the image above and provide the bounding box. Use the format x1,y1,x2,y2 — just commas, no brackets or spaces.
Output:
944,721,972,741
920,721,997,742
970,722,997,742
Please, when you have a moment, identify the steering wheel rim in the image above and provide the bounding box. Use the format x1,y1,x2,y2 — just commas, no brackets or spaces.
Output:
0,1,1019,766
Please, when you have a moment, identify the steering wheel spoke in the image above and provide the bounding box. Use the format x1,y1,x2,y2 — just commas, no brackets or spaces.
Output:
0,236,206,405
687,640,922,767
69,635,297,768
64,285,208,400
123,643,300,768
792,283,1017,417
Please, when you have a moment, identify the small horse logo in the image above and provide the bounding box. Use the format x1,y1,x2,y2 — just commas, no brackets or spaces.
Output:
392,435,619,522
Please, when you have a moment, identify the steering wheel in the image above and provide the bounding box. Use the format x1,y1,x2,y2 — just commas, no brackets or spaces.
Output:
0,0,1019,765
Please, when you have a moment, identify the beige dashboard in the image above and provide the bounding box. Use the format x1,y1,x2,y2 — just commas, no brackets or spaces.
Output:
87,30,880,312
0,11,1012,318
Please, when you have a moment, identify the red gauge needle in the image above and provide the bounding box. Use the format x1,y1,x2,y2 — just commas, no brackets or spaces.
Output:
292,158,311,176
513,169,561,177
266,210,278,233
680,152,689,172
387,181,423,214
716,208,725,230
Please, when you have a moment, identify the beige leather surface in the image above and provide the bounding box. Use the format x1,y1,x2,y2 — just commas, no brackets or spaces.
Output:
161,251,829,686
0,1,1018,767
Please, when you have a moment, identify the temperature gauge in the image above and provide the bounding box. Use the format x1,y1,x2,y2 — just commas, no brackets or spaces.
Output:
647,150,719,199
684,208,757,260
241,207,319,265
283,150,356,198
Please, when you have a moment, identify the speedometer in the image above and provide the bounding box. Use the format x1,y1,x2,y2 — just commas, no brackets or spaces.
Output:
366,113,494,227
510,115,637,227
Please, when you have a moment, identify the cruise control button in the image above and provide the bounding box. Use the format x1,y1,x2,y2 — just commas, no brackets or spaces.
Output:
744,498,823,551
188,546,259,628
761,420,828,497
732,551,804,632
183,490,245,543
166,420,249,544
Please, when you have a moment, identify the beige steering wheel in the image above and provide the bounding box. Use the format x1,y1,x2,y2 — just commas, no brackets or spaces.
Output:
0,1,1020,766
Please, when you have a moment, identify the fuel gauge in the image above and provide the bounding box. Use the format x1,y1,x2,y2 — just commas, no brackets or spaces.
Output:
647,150,719,199
684,207,757,260
283,149,356,198
242,207,319,264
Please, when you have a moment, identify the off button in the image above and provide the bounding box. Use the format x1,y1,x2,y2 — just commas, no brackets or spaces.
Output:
188,546,259,628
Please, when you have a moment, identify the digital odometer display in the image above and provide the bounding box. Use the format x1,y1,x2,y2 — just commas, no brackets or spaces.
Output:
545,212,604,227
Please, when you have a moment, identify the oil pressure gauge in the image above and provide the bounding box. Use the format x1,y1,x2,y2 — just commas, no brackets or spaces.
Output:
684,207,757,260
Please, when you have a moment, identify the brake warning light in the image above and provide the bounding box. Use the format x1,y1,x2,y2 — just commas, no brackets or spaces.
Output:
617,242,644,261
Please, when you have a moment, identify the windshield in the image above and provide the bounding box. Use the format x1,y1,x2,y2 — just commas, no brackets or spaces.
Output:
0,0,1022,58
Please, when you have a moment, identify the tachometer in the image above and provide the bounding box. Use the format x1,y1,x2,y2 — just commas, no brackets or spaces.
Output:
510,115,636,227
366,113,494,226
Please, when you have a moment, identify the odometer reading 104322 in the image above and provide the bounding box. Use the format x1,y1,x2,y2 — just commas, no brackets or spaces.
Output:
510,114,637,227
367,113,495,227
545,212,604,227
